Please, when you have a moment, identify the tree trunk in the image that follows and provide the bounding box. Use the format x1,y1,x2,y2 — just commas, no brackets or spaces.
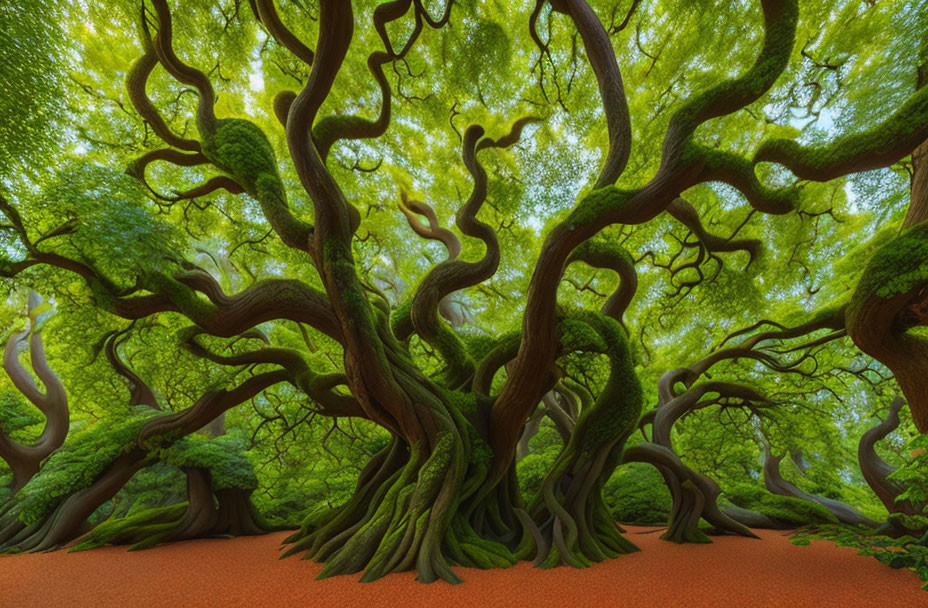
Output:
281,406,523,584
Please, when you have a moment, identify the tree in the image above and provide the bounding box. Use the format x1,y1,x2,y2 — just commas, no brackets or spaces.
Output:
0,0,926,585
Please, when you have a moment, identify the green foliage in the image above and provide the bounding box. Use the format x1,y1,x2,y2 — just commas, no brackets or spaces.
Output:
15,407,159,526
0,0,66,176
0,0,925,583
853,221,928,300
516,426,563,500
96,463,186,523
792,524,928,591
0,389,43,442
158,435,258,492
34,163,187,280
890,435,928,507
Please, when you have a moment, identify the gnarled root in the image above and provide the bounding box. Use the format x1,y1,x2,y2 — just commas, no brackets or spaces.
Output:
282,430,521,583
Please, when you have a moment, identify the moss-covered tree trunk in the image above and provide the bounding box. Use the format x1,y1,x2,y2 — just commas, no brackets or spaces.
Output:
848,58,928,434
518,313,642,567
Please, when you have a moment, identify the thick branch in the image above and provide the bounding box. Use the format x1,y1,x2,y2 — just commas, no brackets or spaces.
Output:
252,0,315,66
490,0,798,477
103,330,160,410
754,86,928,182
138,370,290,447
566,238,637,328
551,0,632,187
763,445,878,528
0,293,69,492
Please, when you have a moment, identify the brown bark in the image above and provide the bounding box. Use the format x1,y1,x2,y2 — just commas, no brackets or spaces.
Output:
103,331,160,410
847,282,928,433
550,0,632,187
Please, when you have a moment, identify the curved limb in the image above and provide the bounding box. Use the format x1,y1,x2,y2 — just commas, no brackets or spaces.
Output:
754,86,928,182
846,221,928,432
763,444,879,528
103,329,160,410
490,0,799,478
125,8,201,152
549,0,632,187
137,370,291,448
666,197,762,266
0,293,69,493
651,382,773,450
567,238,637,329
131,2,314,253
396,194,465,327
520,313,643,568
858,397,909,514
0,449,152,553
312,0,455,162
148,0,217,134
178,328,364,418
125,148,210,199
252,0,315,66
165,175,245,201
657,305,847,405
396,118,539,386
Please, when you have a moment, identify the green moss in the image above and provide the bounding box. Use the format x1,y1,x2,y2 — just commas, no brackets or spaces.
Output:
417,432,453,490
442,388,478,415
390,299,413,332
668,0,797,139
562,310,642,456
202,119,278,187
558,314,608,353
564,187,634,229
852,221,928,301
756,84,928,176
142,271,213,319
69,502,187,552
569,237,633,266
15,407,160,526
0,389,43,441
685,143,800,213
723,483,838,526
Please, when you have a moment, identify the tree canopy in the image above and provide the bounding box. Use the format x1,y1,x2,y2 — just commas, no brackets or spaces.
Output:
1,0,927,587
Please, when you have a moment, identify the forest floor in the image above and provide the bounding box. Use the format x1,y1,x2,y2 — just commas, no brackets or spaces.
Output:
0,525,924,607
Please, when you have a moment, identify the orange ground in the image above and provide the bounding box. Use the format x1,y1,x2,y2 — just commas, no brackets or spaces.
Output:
0,525,924,607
